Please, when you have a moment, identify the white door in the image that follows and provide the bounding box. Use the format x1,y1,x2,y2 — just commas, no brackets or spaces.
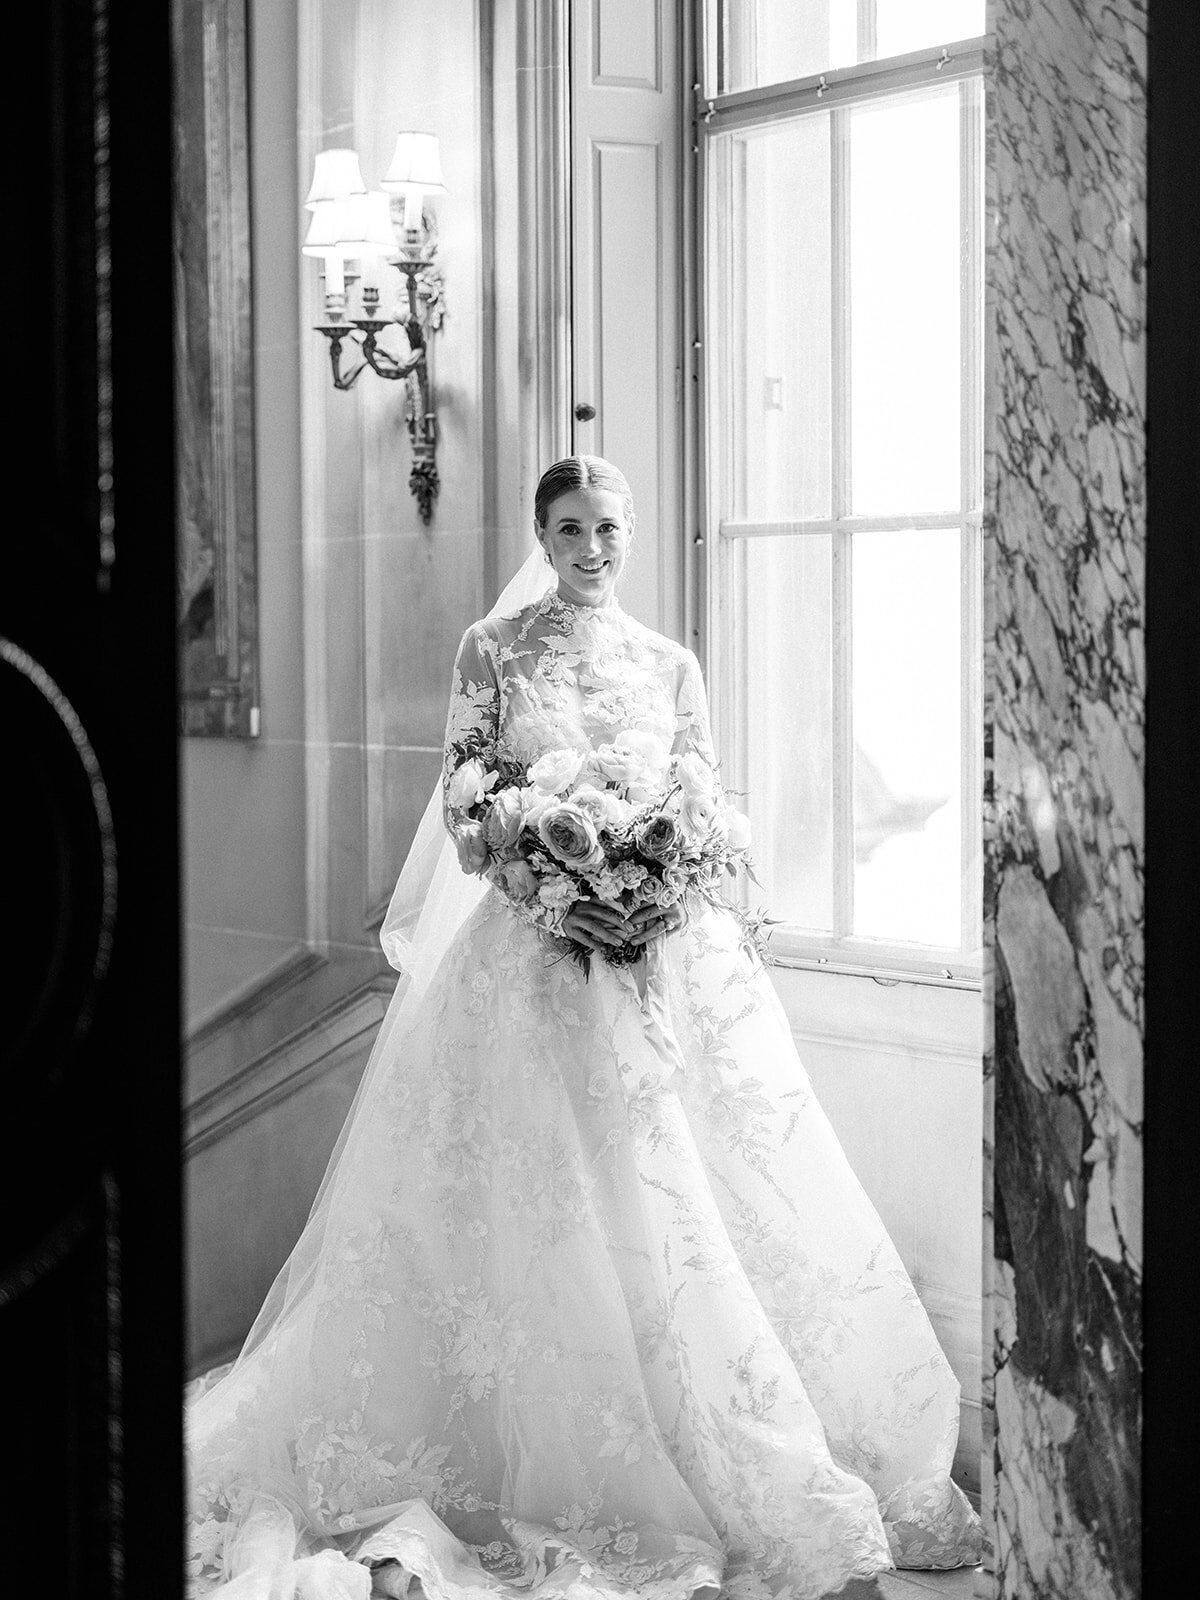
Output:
569,0,683,637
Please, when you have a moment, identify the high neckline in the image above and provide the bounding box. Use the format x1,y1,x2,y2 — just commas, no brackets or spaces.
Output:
538,589,624,627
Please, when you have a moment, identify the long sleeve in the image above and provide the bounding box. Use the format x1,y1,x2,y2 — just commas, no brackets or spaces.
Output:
673,650,720,773
442,624,500,838
441,623,567,937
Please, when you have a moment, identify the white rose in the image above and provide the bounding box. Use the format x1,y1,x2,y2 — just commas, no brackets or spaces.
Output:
518,784,557,828
570,784,629,832
446,758,496,811
590,743,647,788
529,747,586,795
614,728,670,777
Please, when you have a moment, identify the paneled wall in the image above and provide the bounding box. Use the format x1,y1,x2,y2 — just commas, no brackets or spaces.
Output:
984,1,1145,1594
182,0,308,1031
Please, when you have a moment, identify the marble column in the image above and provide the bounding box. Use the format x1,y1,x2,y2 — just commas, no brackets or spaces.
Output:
984,2,1144,1597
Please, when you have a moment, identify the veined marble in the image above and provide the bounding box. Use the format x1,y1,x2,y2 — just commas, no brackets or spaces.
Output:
984,1,1144,1597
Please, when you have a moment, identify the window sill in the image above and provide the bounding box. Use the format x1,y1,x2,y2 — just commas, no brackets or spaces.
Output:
764,931,984,991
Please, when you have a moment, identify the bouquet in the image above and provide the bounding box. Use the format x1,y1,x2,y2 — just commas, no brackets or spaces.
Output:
446,730,756,969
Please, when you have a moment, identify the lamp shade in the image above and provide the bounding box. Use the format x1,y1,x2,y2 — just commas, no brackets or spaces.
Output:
380,132,446,194
301,198,354,256
334,192,398,258
304,147,367,209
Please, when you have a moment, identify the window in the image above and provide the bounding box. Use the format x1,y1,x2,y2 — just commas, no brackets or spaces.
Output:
700,1,985,980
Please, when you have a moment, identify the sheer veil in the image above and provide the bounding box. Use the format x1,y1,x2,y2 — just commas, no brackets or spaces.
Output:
188,545,556,1526
379,542,554,989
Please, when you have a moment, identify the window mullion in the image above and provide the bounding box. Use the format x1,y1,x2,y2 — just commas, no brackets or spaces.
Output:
857,0,878,64
831,104,854,942
960,76,983,955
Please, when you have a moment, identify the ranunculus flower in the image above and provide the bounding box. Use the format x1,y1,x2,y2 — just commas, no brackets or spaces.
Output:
537,803,604,870
482,787,525,851
454,822,489,874
446,758,497,811
529,747,586,795
673,751,715,800
635,811,682,864
495,858,539,900
679,790,721,843
726,807,752,851
570,784,631,833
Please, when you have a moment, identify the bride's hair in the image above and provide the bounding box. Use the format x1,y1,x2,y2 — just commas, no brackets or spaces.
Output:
534,454,635,528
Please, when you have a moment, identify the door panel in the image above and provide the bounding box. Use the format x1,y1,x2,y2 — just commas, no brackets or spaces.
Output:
570,0,682,636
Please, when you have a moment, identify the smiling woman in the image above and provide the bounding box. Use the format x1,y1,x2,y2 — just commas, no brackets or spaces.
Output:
533,456,635,609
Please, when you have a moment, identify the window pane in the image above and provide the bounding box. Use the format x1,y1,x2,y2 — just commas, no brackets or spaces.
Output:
850,88,960,514
723,119,832,521
741,535,834,931
875,0,985,59
720,0,984,94
852,529,961,946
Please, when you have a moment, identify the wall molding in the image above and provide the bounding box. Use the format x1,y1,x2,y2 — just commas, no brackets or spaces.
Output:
185,944,325,1049
516,0,572,506
185,975,391,1157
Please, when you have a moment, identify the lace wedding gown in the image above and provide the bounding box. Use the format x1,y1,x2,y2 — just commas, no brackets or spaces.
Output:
188,590,982,1600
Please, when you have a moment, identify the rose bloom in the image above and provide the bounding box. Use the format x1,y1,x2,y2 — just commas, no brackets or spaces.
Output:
517,784,556,829
570,784,631,833
446,758,497,811
673,751,715,800
528,747,586,795
614,728,670,777
726,807,752,851
494,858,539,900
635,810,682,864
482,787,525,851
454,822,489,875
538,802,605,870
590,742,650,789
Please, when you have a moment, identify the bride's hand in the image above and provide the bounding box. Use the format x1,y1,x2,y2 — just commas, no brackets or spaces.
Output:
560,901,635,951
623,902,686,947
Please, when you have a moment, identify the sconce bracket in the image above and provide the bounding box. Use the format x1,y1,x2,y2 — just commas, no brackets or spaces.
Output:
312,245,446,524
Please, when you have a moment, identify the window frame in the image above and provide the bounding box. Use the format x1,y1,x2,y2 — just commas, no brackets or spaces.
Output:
695,11,987,987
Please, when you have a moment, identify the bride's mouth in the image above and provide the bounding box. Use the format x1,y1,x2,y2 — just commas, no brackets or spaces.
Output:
574,560,608,575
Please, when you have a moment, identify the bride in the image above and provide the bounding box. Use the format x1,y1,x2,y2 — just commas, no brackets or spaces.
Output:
187,455,982,1600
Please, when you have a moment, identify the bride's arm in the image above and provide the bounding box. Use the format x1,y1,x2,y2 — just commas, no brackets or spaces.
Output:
672,649,721,777
441,623,500,852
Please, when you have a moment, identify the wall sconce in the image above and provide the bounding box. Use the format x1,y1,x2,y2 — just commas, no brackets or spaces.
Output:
302,134,447,524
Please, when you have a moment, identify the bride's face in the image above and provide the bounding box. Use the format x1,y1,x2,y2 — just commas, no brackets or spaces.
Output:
538,486,633,608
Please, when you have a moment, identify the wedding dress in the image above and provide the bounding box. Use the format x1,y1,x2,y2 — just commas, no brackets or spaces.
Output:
187,583,982,1600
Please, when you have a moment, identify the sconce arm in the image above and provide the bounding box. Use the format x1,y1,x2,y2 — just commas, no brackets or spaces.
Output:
359,329,425,383
316,326,372,391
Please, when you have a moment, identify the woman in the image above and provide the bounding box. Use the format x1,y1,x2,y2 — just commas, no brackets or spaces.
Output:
188,456,982,1600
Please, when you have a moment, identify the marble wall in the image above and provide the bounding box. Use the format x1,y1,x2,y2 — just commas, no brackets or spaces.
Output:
985,1,1144,1595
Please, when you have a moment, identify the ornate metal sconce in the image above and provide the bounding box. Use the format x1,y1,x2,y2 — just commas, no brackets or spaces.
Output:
302,135,447,524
